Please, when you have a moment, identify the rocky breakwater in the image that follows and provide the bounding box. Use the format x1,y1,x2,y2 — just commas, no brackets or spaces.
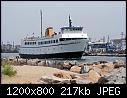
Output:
39,60,126,84
1,57,126,84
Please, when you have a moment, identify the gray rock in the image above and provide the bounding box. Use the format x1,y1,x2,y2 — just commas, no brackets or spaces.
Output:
92,62,100,65
38,61,46,66
40,75,71,84
55,61,64,69
72,79,93,84
27,59,39,66
113,60,126,68
69,60,77,65
98,67,126,84
80,65,90,74
98,61,108,64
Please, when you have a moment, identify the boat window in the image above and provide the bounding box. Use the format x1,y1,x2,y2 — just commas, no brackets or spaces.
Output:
53,40,55,43
25,42,27,45
59,38,65,41
56,39,58,43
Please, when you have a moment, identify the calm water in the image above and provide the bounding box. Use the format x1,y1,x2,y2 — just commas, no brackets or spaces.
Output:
1,53,19,57
1,53,126,63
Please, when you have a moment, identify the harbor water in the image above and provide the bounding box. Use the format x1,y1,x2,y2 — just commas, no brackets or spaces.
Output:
1,53,126,63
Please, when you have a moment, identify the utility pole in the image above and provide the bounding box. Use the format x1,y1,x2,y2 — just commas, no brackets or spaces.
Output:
69,14,72,27
13,41,14,49
120,32,124,39
103,36,105,42
40,10,42,37
107,35,109,43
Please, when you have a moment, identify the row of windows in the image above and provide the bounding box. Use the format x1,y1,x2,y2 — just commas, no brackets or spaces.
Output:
59,38,86,41
62,28,82,31
24,38,86,45
38,39,59,45
25,42,36,45
24,39,59,45
63,28,82,31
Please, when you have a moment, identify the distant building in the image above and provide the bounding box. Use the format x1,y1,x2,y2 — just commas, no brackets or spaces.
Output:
15,45,20,51
88,41,115,53
1,42,20,53
111,38,126,51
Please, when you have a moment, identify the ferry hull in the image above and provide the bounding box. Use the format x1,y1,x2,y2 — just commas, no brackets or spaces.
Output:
19,51,83,59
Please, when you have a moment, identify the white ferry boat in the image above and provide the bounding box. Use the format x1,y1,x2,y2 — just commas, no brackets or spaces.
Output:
19,11,89,59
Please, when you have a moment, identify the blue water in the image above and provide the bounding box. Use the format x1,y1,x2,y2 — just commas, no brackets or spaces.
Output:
1,53,126,63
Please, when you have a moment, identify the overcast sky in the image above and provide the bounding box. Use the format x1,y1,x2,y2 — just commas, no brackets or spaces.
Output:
1,1,126,45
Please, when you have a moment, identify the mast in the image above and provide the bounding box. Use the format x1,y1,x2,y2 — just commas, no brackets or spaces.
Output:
40,10,42,37
69,14,72,27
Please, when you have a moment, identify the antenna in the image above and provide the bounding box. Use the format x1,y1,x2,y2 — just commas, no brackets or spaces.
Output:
120,32,124,39
107,35,109,43
13,41,14,48
69,14,72,27
40,10,42,37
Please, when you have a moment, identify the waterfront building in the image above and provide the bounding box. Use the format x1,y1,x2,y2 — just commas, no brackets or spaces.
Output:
1,42,20,53
88,41,115,53
110,38,126,51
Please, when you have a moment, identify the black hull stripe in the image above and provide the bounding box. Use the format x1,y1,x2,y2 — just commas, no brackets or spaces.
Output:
19,51,83,59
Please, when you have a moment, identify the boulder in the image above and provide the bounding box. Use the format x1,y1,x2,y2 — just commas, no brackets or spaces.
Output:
55,61,64,69
92,67,101,75
17,59,27,65
101,62,114,73
98,61,108,64
80,65,90,74
92,62,100,65
92,64,102,69
63,64,72,70
71,79,93,84
27,59,39,66
69,60,77,65
98,67,126,84
53,72,72,79
46,61,55,67
8,56,15,62
40,75,71,84
113,60,126,68
70,66,81,73
38,61,46,66
88,70,101,83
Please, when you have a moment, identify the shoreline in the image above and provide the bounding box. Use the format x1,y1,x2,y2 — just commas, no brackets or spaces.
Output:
84,54,126,57
1,56,126,84
1,52,126,57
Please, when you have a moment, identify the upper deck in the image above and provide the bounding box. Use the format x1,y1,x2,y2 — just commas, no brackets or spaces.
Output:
61,26,83,33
